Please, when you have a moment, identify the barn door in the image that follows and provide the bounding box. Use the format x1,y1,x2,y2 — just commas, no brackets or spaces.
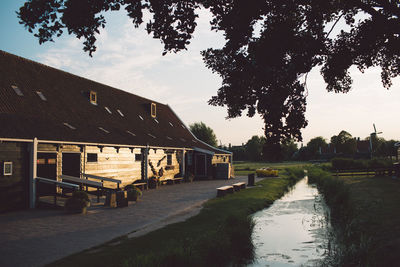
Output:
195,154,207,177
62,153,81,177
36,153,57,196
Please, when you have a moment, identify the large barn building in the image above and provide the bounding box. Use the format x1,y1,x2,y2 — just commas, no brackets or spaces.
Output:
0,50,232,212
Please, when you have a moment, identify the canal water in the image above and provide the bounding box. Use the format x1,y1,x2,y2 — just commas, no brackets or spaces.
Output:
249,177,331,266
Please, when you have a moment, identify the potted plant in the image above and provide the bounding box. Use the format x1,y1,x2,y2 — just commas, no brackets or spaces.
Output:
72,190,91,207
125,184,142,201
148,176,159,189
65,191,90,214
184,172,194,183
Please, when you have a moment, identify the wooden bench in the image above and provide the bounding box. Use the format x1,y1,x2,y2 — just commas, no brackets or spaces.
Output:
61,175,103,188
82,173,122,189
333,168,393,178
61,174,113,203
232,182,246,191
36,176,80,206
217,186,234,197
36,177,80,190
161,177,184,185
133,181,148,190
173,177,183,184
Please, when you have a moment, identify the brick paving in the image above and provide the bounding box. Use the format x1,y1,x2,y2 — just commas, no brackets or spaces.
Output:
0,176,258,267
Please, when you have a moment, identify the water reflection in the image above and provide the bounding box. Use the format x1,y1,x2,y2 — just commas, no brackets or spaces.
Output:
249,177,330,266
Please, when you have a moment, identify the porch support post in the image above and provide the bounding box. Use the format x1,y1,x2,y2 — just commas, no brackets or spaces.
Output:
144,144,149,183
182,149,185,177
29,137,38,209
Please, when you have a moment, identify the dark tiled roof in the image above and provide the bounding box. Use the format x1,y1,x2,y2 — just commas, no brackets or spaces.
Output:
0,50,230,154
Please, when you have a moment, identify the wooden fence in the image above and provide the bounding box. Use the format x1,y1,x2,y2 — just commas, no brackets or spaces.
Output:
333,168,395,177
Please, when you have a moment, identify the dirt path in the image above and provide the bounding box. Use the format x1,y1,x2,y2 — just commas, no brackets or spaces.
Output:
0,176,256,267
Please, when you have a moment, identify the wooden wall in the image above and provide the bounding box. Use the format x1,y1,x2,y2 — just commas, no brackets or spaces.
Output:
0,142,29,212
147,149,181,181
84,146,142,188
212,154,231,165
0,141,188,212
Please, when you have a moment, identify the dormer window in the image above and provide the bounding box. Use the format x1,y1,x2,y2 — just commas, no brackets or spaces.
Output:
90,91,97,105
151,103,157,118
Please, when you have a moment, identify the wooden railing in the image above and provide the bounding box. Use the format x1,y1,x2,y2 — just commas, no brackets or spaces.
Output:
333,168,394,177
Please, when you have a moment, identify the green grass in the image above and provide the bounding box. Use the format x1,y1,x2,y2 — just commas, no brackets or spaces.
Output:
233,161,309,176
48,167,306,267
307,166,400,266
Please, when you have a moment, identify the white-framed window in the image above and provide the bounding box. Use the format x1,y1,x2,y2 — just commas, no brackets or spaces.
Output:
3,162,12,176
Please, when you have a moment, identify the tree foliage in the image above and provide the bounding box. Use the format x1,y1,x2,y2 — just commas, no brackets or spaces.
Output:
245,135,265,161
331,130,357,154
280,138,298,160
18,0,400,145
307,136,328,157
189,121,218,147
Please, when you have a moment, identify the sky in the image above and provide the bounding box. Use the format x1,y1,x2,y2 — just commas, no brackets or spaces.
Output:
1,1,399,146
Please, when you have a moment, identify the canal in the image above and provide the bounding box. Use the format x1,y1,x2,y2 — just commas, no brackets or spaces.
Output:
249,177,331,266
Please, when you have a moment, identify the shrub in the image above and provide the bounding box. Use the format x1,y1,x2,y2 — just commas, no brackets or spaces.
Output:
124,184,142,201
285,167,305,180
256,168,278,177
72,190,90,202
65,197,87,214
332,157,393,170
148,177,158,189
367,158,392,169
184,172,194,182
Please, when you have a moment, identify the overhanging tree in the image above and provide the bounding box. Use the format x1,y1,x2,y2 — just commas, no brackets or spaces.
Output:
18,0,400,147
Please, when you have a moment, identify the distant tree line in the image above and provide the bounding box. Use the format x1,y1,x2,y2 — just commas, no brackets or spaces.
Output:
224,136,298,162
189,122,398,162
297,130,399,161
225,130,399,162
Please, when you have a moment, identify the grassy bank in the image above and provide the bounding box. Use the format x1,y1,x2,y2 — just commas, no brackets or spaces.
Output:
49,167,305,267
233,161,308,176
307,166,400,266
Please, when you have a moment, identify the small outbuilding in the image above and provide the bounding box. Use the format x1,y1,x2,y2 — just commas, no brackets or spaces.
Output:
0,50,232,212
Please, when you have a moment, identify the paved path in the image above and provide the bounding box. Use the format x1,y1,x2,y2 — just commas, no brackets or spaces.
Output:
0,176,258,267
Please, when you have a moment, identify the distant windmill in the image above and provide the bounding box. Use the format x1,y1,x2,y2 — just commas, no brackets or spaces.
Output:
369,123,383,159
